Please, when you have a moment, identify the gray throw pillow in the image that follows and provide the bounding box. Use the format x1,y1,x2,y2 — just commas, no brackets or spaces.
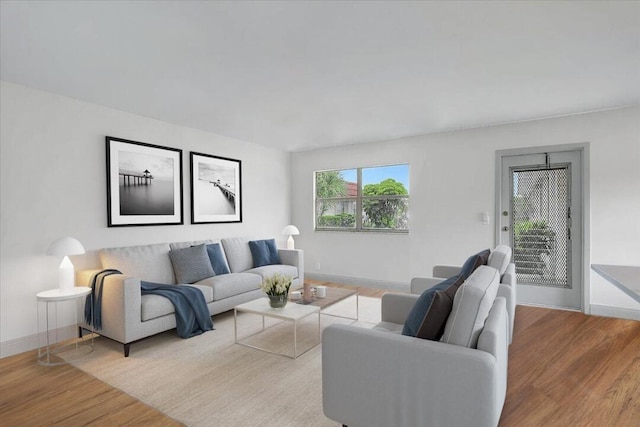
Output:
169,244,215,284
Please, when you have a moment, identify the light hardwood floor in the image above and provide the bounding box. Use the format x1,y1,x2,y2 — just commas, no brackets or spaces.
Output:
1,282,638,426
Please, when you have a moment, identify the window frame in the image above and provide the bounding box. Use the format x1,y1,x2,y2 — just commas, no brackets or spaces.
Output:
314,164,409,233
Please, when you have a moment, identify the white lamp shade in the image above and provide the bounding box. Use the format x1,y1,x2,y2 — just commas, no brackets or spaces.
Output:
47,237,84,290
47,237,85,256
281,225,300,236
282,225,300,250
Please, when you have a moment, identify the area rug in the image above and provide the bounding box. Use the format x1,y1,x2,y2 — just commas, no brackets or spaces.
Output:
69,296,381,426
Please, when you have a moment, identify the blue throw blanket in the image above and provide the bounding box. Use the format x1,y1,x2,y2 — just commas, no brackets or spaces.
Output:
140,281,214,338
85,269,122,330
84,270,213,338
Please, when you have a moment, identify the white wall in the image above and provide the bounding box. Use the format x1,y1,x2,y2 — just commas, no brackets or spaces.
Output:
0,81,292,356
2,82,637,358
291,106,640,314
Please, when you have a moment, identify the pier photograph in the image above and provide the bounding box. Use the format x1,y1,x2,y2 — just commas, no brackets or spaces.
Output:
107,137,183,226
190,152,242,224
118,150,174,215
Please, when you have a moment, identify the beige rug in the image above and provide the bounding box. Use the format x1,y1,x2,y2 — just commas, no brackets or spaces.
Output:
70,296,381,426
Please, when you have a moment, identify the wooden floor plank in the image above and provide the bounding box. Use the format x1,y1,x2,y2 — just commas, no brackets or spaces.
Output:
1,283,638,426
0,350,183,426
499,305,640,426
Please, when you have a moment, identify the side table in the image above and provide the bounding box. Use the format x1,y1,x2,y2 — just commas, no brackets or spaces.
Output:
36,287,94,366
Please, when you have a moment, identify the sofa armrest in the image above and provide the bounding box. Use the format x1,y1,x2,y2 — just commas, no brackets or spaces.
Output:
278,249,303,277
477,297,509,360
82,274,142,344
501,263,516,285
477,297,509,406
410,277,442,294
410,265,462,294
502,263,516,295
433,264,462,278
76,268,103,287
322,325,501,427
381,293,419,324
497,264,516,344
496,285,514,342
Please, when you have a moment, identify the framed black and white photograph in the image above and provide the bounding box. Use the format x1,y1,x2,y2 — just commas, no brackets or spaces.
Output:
190,152,242,224
106,136,183,227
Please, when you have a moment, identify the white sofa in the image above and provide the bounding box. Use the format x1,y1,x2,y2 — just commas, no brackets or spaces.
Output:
322,265,510,427
78,237,303,357
410,245,516,343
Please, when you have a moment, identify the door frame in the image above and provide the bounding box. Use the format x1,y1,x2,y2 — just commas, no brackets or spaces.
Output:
495,143,591,313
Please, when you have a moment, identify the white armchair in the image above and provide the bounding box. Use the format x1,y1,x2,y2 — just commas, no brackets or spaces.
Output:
322,267,510,427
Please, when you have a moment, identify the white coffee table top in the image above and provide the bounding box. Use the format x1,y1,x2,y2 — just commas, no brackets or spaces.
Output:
235,297,319,321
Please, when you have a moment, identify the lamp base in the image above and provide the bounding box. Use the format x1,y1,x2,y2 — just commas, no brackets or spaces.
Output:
287,235,295,250
58,256,75,290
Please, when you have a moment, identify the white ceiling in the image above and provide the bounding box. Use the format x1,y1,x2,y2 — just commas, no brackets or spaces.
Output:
1,1,639,152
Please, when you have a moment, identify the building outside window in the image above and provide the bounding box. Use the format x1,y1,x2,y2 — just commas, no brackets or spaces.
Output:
315,164,409,232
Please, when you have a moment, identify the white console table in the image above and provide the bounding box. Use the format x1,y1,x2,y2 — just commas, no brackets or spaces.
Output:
591,264,640,304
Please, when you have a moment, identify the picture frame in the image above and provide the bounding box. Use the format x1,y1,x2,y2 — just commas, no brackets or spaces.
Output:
190,151,242,224
106,136,183,227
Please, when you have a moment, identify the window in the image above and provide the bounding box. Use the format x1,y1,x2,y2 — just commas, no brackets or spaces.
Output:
315,164,409,232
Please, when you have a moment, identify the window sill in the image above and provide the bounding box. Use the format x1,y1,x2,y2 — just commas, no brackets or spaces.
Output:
314,228,409,235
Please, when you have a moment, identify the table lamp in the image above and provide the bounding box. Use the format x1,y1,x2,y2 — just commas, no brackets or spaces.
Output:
281,225,300,250
47,237,85,290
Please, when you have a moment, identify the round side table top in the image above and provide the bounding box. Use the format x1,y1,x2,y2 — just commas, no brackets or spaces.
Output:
37,286,91,301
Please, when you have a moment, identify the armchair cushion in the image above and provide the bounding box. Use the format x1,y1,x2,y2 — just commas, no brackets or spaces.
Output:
441,266,500,348
488,245,512,275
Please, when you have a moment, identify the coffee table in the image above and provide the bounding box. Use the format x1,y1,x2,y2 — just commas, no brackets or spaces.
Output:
292,286,359,320
234,298,320,359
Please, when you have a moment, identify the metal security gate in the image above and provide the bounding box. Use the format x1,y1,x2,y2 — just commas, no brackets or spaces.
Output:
498,149,583,310
511,165,570,288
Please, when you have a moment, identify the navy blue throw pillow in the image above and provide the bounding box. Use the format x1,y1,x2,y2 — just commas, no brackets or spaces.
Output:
402,276,458,337
459,249,491,279
402,249,490,339
206,243,230,275
249,239,282,268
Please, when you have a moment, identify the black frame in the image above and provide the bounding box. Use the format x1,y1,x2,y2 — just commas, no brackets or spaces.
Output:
106,136,183,227
190,151,242,224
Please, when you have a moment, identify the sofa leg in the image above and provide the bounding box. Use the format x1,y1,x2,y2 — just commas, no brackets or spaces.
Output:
124,343,130,357
78,326,83,339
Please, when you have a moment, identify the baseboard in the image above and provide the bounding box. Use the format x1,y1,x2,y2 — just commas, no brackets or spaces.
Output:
305,273,410,293
517,302,582,313
589,304,640,321
0,324,77,359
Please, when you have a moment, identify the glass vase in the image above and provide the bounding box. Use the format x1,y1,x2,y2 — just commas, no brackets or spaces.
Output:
268,294,288,309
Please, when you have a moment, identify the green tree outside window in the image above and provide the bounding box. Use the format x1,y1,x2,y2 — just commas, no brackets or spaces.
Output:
363,179,408,228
